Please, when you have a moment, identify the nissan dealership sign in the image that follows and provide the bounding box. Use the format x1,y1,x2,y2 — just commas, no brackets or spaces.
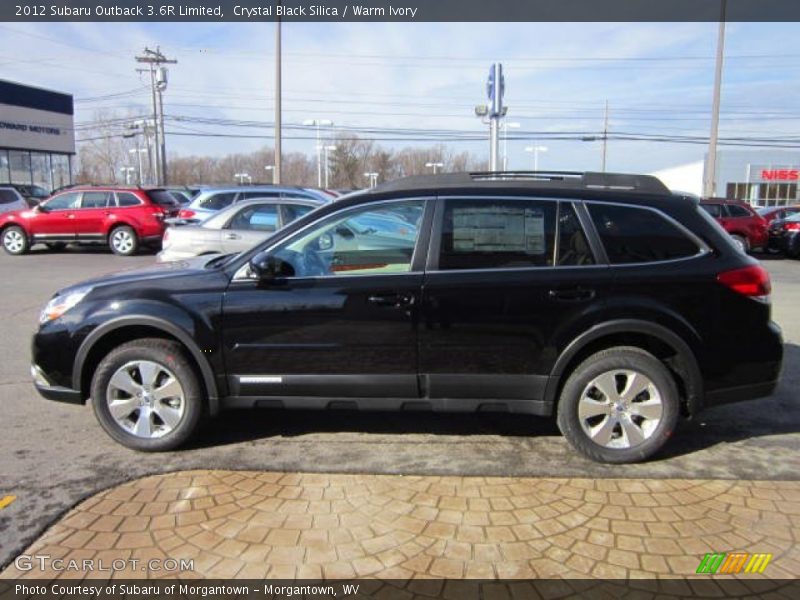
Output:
0,80,75,154
750,165,800,183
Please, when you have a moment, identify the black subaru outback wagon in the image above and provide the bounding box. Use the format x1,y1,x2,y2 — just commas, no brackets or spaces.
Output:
31,172,782,463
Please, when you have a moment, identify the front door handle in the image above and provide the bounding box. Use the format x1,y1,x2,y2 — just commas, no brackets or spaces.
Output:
368,293,415,308
548,288,595,302
225,233,241,240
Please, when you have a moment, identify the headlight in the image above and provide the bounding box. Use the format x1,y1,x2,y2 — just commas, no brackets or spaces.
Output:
39,286,92,324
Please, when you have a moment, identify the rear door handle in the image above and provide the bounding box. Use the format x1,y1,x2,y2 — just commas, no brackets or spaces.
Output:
368,293,415,308
548,288,595,302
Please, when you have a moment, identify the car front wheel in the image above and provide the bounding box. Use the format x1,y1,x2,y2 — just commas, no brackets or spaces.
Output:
2,226,30,255
91,339,204,451
557,347,679,464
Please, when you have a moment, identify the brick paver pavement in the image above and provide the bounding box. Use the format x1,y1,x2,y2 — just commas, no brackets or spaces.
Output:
1,471,798,580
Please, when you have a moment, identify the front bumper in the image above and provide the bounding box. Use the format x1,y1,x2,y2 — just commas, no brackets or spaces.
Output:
31,364,82,404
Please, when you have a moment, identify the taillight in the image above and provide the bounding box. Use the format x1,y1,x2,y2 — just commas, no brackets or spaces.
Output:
784,222,800,232
152,208,165,220
178,209,195,219
717,265,771,298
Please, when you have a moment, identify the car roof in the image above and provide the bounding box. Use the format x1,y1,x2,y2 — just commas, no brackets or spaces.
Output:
700,197,750,205
371,171,671,196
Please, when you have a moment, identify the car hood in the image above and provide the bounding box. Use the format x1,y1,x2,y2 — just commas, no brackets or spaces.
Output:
57,255,227,296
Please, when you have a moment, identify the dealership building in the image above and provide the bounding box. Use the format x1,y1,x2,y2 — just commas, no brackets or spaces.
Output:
0,79,74,192
652,149,800,206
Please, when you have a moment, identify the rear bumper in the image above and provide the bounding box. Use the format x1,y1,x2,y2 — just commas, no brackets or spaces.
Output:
31,364,82,404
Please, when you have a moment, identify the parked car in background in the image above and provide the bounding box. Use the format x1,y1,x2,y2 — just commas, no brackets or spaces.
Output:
767,212,800,258
699,198,768,252
5,183,51,207
30,172,782,463
0,187,32,215
177,185,331,223
158,197,322,262
0,186,180,256
757,204,800,226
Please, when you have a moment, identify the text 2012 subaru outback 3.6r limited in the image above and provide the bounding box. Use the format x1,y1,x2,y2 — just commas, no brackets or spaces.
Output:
31,172,783,463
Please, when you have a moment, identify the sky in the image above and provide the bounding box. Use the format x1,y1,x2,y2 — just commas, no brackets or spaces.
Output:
1,20,799,174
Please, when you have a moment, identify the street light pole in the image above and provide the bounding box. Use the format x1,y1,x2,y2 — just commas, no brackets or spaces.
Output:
705,1,727,198
364,172,378,188
304,119,333,188
502,121,520,171
274,14,282,184
524,145,548,171
425,161,444,174
323,145,336,188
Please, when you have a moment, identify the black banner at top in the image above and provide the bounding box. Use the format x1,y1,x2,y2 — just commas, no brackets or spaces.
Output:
2,0,800,22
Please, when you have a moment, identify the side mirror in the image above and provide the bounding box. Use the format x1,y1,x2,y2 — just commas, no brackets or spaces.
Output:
35,204,48,213
249,252,295,280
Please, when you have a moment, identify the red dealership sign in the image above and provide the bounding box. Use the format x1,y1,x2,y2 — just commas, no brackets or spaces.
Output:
759,169,800,181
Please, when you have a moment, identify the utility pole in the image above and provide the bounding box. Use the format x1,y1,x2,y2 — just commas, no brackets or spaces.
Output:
274,13,282,184
136,47,177,185
323,145,336,188
705,1,727,198
304,119,333,187
487,63,505,172
601,100,609,173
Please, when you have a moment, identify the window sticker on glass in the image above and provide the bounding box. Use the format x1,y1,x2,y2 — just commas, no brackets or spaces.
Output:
452,206,546,255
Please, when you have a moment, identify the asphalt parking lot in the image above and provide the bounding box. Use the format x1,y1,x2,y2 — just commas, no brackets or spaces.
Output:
1,246,798,570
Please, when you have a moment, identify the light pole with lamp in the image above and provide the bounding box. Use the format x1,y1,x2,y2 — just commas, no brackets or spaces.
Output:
323,145,336,189
129,148,148,185
524,145,548,171
119,166,135,185
502,121,520,171
264,165,275,182
364,172,378,188
303,118,333,188
234,172,251,185
425,161,444,174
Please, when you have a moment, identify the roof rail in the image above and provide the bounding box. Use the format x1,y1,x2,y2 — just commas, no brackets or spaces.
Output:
372,171,670,195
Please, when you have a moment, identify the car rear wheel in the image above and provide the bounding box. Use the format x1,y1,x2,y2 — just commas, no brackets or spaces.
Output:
731,234,749,254
2,226,29,255
109,225,139,256
557,347,679,464
91,338,204,451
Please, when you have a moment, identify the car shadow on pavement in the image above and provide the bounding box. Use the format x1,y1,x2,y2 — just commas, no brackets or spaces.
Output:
187,343,800,461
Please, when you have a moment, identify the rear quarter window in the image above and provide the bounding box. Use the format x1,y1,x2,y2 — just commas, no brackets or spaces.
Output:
116,192,142,207
0,189,21,204
147,190,180,208
700,203,722,218
588,203,701,264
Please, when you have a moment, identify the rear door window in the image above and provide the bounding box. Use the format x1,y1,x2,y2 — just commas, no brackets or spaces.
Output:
228,204,279,232
726,204,752,218
80,192,113,209
197,192,236,211
557,203,595,266
700,203,722,218
439,198,557,270
0,189,20,204
116,192,142,207
588,203,700,264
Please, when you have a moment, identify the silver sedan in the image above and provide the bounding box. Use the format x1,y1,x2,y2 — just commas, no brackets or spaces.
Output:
157,197,321,262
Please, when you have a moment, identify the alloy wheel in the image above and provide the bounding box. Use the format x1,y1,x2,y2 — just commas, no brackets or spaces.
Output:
105,360,186,439
577,369,663,449
3,229,24,253
111,229,134,254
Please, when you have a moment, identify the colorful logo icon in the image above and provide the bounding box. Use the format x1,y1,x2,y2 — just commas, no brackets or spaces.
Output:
696,552,772,574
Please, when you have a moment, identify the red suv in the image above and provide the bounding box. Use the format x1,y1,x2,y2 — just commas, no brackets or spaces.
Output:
699,198,768,253
0,187,180,256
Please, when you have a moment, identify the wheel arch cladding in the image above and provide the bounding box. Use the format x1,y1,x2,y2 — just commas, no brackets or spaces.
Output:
74,317,220,415
546,319,703,416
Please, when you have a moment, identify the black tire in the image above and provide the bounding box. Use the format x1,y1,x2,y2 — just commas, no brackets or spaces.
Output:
91,338,204,451
556,346,680,464
45,242,67,252
731,234,749,254
108,225,139,256
2,225,30,255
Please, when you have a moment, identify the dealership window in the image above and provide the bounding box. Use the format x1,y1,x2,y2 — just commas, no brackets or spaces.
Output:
30,152,51,190
50,154,71,189
0,150,9,183
9,150,32,185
